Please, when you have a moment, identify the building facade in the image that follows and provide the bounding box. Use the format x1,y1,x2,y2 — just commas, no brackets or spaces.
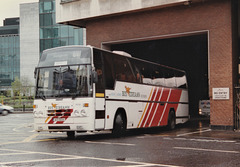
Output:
55,0,240,130
0,0,86,96
19,0,85,90
20,3,40,87
0,18,20,93
39,0,85,53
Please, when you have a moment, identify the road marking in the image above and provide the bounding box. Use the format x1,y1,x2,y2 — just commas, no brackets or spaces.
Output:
85,141,136,146
22,133,39,142
0,152,34,156
35,138,58,142
0,157,84,165
0,148,182,167
176,129,211,137
12,124,29,132
174,137,236,143
174,147,240,154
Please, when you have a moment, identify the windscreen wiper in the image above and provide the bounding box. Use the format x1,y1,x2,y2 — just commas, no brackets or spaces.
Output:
40,93,46,101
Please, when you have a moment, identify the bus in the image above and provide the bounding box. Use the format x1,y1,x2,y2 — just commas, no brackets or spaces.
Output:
33,45,189,138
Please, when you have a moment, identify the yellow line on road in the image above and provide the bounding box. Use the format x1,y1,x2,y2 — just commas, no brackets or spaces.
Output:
176,129,211,137
22,133,39,142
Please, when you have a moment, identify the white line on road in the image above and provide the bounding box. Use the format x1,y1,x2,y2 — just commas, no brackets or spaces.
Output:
174,137,236,143
85,141,136,146
0,157,84,165
174,147,240,154
0,152,35,156
176,129,211,137
0,148,183,167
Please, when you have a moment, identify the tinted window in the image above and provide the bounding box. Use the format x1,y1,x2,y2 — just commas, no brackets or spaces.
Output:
114,56,135,82
93,49,104,93
103,53,115,89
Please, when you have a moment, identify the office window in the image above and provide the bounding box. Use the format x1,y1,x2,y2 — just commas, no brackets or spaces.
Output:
60,26,69,37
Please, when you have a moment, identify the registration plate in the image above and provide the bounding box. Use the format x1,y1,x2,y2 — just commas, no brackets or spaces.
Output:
53,118,65,122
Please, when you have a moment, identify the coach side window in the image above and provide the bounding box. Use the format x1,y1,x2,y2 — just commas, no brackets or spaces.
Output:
130,60,153,84
114,56,135,82
129,59,143,83
164,69,176,87
93,50,104,93
175,71,187,88
152,65,165,86
103,53,115,89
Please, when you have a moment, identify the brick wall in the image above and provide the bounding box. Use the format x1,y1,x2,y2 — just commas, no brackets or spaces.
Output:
85,0,235,128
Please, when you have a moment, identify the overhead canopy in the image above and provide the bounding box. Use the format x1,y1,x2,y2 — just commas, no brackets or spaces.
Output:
56,0,190,27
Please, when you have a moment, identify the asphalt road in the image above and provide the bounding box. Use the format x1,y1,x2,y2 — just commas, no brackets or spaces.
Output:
1,113,240,167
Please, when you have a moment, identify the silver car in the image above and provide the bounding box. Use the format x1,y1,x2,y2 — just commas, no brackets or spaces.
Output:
0,103,14,116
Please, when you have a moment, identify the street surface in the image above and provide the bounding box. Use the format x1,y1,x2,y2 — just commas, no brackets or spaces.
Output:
0,113,240,167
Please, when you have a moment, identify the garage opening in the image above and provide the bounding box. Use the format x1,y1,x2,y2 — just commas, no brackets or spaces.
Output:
107,33,209,117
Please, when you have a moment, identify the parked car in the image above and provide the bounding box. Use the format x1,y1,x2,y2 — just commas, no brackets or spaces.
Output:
0,103,14,116
198,100,210,116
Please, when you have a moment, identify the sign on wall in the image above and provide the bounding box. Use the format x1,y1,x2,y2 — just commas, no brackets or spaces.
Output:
212,88,229,100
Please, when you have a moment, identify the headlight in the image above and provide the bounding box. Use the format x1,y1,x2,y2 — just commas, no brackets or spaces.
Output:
74,110,81,117
199,109,202,115
34,111,44,118
74,109,87,117
80,109,87,117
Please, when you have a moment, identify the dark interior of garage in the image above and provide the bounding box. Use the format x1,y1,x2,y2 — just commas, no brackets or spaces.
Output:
110,34,209,117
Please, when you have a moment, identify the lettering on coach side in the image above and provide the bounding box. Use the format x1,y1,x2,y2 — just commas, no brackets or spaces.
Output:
122,86,140,97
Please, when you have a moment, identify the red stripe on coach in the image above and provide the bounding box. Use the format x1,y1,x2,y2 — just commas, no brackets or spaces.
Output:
159,89,182,126
145,88,162,127
140,87,158,128
150,88,170,127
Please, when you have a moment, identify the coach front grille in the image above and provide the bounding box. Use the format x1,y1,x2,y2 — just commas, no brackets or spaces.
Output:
47,109,73,117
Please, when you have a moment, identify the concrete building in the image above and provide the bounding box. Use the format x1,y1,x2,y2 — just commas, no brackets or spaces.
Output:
55,0,240,130
20,2,40,86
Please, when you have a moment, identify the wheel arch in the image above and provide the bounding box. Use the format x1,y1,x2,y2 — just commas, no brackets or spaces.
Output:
169,108,176,117
167,108,176,130
113,107,127,127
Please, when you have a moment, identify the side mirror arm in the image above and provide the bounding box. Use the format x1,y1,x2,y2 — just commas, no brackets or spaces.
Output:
92,71,98,83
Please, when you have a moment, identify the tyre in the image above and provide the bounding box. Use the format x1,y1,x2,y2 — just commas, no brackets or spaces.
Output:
2,110,8,116
112,113,126,137
167,110,176,130
67,131,75,139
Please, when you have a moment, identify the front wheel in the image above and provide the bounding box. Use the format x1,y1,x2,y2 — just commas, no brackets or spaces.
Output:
2,110,8,116
112,113,126,137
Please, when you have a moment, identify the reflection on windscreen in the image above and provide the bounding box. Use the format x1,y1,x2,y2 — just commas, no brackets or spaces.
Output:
36,65,93,98
38,47,91,67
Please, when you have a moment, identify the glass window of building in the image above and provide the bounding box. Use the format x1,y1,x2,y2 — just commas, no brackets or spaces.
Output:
39,0,84,53
0,35,20,86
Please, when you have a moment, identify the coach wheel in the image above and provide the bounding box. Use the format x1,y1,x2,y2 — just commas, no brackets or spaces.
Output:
67,131,75,139
112,113,126,137
167,110,176,130
2,110,8,116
